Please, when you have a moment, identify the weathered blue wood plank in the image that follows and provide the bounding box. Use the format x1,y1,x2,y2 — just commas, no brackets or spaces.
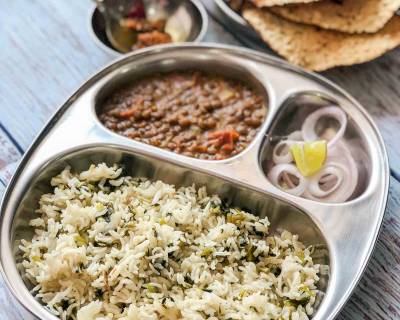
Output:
338,177,400,320
0,1,111,149
0,278,34,320
0,124,22,185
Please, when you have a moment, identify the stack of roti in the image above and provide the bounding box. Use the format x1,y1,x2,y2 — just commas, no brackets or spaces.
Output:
235,0,400,71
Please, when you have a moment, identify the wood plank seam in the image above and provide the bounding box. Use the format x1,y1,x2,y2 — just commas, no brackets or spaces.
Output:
0,122,24,155
390,168,400,184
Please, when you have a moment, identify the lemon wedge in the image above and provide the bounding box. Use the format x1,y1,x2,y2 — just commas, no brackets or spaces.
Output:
290,140,327,177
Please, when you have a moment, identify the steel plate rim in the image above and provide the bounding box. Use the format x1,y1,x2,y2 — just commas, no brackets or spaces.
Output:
214,0,248,27
213,0,261,41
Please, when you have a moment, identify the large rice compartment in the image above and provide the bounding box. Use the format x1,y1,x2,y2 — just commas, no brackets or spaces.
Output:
13,146,330,320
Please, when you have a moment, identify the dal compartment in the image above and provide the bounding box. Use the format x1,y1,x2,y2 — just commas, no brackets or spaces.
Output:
95,63,269,161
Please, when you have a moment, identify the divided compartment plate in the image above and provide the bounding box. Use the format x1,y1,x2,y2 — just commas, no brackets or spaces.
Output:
0,44,389,320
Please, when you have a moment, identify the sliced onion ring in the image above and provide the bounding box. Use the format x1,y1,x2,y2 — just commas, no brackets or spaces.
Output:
304,142,358,202
308,163,347,197
302,106,347,148
268,164,308,196
287,130,303,141
272,140,295,164
282,172,296,189
272,131,303,164
326,142,358,200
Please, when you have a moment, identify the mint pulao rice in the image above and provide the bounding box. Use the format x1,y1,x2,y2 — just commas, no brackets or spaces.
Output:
20,164,323,320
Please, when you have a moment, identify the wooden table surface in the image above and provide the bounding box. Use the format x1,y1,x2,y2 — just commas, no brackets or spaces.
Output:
1,1,400,319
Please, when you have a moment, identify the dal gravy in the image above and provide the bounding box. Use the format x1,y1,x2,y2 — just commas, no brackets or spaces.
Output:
99,71,267,160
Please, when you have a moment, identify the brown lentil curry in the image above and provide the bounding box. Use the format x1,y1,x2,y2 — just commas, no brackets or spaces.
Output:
99,71,267,160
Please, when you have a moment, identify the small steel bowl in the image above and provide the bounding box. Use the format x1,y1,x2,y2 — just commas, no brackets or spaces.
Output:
89,0,208,55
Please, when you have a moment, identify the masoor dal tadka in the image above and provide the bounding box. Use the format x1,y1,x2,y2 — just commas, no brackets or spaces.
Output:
99,71,267,160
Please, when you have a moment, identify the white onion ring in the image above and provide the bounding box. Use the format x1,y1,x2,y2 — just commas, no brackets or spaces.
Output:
272,131,303,164
287,130,303,141
328,142,358,199
272,140,295,164
302,106,347,148
282,172,296,189
308,163,347,198
268,164,308,196
304,141,358,202
320,174,337,184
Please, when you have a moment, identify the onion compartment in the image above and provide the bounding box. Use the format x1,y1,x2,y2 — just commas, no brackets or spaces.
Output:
260,91,371,203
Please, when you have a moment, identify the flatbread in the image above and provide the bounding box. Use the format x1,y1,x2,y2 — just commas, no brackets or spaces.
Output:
270,0,400,33
251,0,321,7
243,8,400,71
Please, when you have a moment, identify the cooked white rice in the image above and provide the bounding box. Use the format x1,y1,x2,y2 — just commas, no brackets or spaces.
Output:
20,163,323,320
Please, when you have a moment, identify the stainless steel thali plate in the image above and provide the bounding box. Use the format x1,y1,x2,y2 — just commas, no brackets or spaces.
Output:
0,43,389,320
